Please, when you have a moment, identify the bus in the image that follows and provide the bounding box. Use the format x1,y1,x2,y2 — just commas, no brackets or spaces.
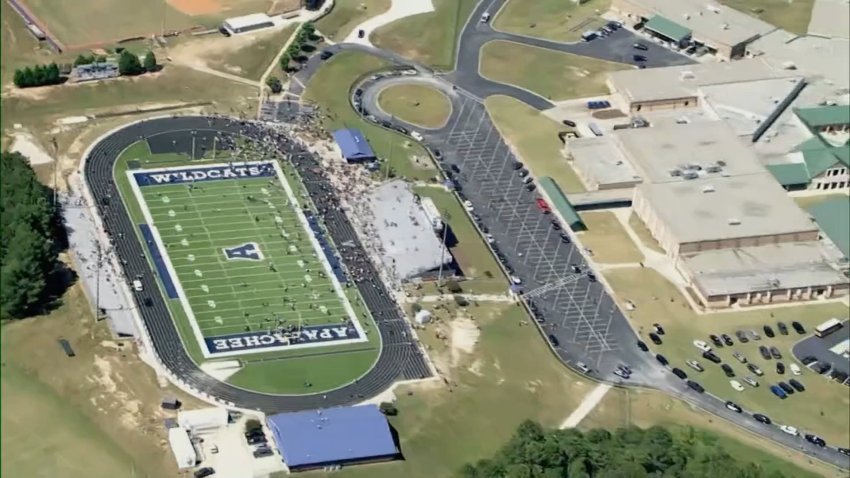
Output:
814,318,843,338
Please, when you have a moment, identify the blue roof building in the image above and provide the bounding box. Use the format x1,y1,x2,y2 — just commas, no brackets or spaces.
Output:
266,405,398,471
332,129,376,162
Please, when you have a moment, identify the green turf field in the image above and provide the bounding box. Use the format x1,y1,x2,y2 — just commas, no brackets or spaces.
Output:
114,139,381,393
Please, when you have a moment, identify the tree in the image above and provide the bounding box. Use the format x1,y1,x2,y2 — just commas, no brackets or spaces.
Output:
1,152,62,319
279,53,292,71
378,402,398,416
143,50,158,72
265,75,282,94
445,279,462,293
74,54,95,66
118,50,144,76
46,63,60,84
13,69,26,88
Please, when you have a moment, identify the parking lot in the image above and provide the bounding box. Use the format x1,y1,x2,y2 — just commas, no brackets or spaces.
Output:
793,321,850,379
419,92,662,382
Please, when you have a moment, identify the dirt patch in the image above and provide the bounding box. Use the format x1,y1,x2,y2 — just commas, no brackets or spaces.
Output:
592,109,626,120
269,0,301,14
450,316,480,365
10,133,53,165
167,0,222,16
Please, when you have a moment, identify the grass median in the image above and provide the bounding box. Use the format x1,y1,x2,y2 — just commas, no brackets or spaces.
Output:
377,84,452,129
493,0,610,43
316,0,391,41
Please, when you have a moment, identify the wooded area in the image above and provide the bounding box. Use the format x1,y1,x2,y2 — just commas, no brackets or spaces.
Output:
460,420,790,478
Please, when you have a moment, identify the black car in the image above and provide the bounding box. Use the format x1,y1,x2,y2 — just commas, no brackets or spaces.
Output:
143,297,154,307
551,220,562,231
562,119,577,127
560,233,571,243
526,183,536,192
763,325,775,338
247,435,267,445
450,164,461,173
759,346,771,360
805,434,826,447
753,413,772,425
633,54,647,62
747,363,764,376
777,322,788,335
548,334,560,347
570,265,582,274
816,362,833,375
637,340,649,352
649,333,662,345
721,334,733,346
671,367,687,380
801,355,818,365
512,161,524,170
432,149,442,159
769,346,782,360
776,362,785,374
702,351,722,364
253,447,274,458
357,29,365,38
725,401,742,413
791,321,805,334
518,168,530,177
735,330,749,343
687,380,704,393
633,42,648,50
245,429,264,439
656,354,669,366
837,447,850,456
721,364,735,377
789,378,805,392
707,334,721,346
587,272,597,282
319,50,334,60
653,323,666,335
195,468,215,478
778,382,795,394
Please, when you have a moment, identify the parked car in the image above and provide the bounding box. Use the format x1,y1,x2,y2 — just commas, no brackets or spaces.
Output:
253,447,274,458
702,351,722,364
749,329,761,341
837,448,850,456
319,50,334,60
776,362,785,374
551,220,562,231
725,401,742,412
709,334,723,347
656,354,669,366
743,376,759,387
633,42,648,50
779,425,799,436
195,468,215,478
753,413,772,424
548,334,560,347
653,324,666,335
562,119,577,127
789,378,805,392
512,161,524,170
789,363,801,375
721,334,733,346
730,380,744,391
613,367,630,379
671,367,687,380
804,434,826,447
687,380,704,393
814,362,832,374
637,340,649,352
801,355,818,365
770,346,782,359
792,321,806,334
693,340,712,353
777,322,789,335
732,352,747,364
763,325,775,338
747,363,764,376
769,385,787,399
721,364,735,377
560,233,571,243
633,54,647,62
649,333,662,345
778,382,795,394
759,345,771,360
686,359,704,372
735,330,749,343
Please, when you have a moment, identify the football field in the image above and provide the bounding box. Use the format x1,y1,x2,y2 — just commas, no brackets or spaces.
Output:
128,161,368,358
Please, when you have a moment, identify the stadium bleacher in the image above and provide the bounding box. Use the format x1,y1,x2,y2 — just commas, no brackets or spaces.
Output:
304,211,348,283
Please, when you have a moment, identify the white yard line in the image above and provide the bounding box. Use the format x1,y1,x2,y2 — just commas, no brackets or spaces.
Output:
341,0,435,46
559,383,612,429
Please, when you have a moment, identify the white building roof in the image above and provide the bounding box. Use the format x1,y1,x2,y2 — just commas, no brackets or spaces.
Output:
367,180,451,280
683,242,849,296
177,407,229,432
168,428,197,470
567,137,642,188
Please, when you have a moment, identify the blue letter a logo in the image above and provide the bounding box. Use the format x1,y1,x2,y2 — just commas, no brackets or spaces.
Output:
223,242,263,261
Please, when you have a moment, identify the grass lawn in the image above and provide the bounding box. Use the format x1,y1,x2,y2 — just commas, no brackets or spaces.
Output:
580,388,837,478
2,65,257,134
309,303,597,478
628,211,664,254
205,24,297,80
371,0,478,70
493,0,611,42
577,211,644,263
719,0,815,35
315,0,391,41
303,50,435,180
0,0,72,86
485,95,585,193
479,40,627,101
604,267,850,447
1,284,203,478
377,84,452,129
412,186,506,294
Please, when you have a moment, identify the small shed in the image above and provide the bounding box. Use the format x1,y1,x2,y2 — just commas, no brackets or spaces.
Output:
414,310,432,325
332,129,376,163
161,397,182,410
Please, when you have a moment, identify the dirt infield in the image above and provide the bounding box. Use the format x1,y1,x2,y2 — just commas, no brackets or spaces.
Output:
167,0,222,15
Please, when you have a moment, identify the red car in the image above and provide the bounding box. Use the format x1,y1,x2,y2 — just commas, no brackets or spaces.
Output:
536,198,551,213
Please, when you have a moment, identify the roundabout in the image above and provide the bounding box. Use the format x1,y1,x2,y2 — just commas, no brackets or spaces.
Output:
376,81,453,130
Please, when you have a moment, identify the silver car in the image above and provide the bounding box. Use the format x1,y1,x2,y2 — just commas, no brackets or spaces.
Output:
732,352,748,364
743,376,759,387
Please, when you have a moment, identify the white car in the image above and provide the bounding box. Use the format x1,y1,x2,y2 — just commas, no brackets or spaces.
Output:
485,233,495,244
132,279,143,292
789,363,801,376
463,200,474,212
730,380,744,392
779,425,799,436
686,360,704,372
480,12,491,23
742,376,759,388
510,276,522,285
411,131,424,141
693,340,712,353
